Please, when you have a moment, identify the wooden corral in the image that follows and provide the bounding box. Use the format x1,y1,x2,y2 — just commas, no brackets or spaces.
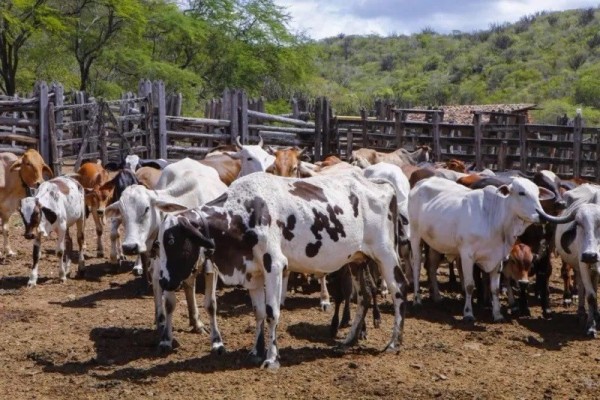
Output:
0,80,598,181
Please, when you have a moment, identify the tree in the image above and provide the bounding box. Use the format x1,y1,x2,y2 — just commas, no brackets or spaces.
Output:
57,0,144,91
0,0,62,95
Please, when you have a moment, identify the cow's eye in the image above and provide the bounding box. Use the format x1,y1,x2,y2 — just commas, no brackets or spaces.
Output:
144,206,150,215
518,191,525,196
247,157,253,161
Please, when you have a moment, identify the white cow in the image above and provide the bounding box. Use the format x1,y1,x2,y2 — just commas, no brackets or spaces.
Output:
19,177,86,287
408,177,573,322
104,157,227,335
230,136,275,177
555,184,600,336
155,171,408,369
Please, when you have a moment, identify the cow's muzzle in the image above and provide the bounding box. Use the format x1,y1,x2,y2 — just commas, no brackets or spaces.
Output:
556,200,567,210
581,252,599,264
122,243,140,255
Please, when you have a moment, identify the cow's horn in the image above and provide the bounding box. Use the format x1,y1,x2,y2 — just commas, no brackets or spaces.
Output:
258,135,264,147
235,136,243,149
537,209,575,224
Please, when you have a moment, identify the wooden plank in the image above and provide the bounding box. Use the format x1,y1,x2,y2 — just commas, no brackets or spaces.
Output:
473,113,482,170
247,124,313,134
247,110,315,127
48,102,59,175
360,108,368,148
167,116,231,127
167,145,212,155
0,133,38,144
239,90,248,144
394,110,403,148
167,131,230,141
313,99,322,161
37,81,49,160
230,89,239,143
432,111,441,161
573,114,583,178
0,116,39,127
52,83,64,170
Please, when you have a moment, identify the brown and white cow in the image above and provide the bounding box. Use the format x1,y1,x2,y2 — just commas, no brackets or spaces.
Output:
155,171,408,369
0,149,52,257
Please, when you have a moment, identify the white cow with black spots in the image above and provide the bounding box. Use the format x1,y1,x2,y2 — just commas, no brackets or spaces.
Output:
19,177,86,287
408,177,574,322
155,171,408,369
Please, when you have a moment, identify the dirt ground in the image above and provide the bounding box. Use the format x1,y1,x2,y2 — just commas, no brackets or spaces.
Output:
1,214,599,400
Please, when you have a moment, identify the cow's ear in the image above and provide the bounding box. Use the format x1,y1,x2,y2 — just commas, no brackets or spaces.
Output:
266,146,277,155
41,207,58,224
42,164,53,178
98,179,115,192
497,185,510,197
104,202,121,219
178,216,215,249
155,199,188,214
538,187,555,201
9,158,22,171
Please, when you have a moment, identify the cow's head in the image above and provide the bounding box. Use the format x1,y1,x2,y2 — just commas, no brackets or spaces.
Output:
570,203,600,265
156,206,215,292
124,154,140,171
534,170,567,213
10,149,52,188
496,177,575,225
350,148,376,168
506,243,532,284
104,185,160,255
19,195,58,240
445,159,467,173
229,136,275,177
266,147,307,177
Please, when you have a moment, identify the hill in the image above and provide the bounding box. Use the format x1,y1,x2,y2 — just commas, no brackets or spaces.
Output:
308,7,600,124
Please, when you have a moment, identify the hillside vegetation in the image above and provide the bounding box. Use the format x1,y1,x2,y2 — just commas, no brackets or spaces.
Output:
310,7,600,124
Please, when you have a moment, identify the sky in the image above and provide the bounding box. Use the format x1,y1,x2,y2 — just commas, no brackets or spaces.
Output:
274,0,599,39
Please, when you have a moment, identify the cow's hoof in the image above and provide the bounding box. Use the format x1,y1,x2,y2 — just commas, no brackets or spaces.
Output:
211,345,226,355
321,301,331,312
97,251,104,259
542,309,552,319
190,324,207,334
60,277,67,283
493,315,505,323
413,295,423,307
132,266,143,277
463,315,475,323
27,281,36,288
373,318,381,329
587,328,597,338
383,341,400,353
520,308,531,317
433,296,443,304
563,297,572,307
5,250,15,258
157,342,172,353
261,359,280,371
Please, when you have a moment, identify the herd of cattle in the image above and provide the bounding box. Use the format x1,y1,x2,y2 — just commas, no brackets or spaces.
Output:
3,138,600,370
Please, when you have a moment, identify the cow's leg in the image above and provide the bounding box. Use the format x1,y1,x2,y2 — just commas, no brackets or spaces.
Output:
1,216,15,257
342,262,370,347
448,260,458,289
460,253,476,322
562,261,573,306
319,274,331,311
138,252,151,295
505,274,517,312
365,262,381,328
372,251,407,351
489,265,504,322
28,234,42,287
536,254,552,318
576,268,587,326
158,290,176,351
261,255,286,370
56,226,68,283
203,270,224,354
579,264,598,337
247,274,266,364
64,229,73,278
182,272,205,333
280,268,289,306
426,247,443,303
76,218,85,277
410,236,423,305
91,208,104,258
109,217,123,265
151,257,166,336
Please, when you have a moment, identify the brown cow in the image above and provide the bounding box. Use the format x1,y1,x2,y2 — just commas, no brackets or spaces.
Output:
445,158,467,173
135,166,162,189
70,161,110,257
265,147,307,177
1,149,52,257
503,242,534,316
351,145,431,169
199,155,241,186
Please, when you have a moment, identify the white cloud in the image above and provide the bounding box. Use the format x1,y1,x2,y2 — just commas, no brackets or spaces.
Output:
275,0,599,39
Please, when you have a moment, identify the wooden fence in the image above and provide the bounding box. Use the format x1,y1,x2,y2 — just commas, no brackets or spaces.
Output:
0,80,598,181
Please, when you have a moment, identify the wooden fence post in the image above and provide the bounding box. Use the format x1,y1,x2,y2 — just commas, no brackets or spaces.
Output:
153,81,167,159
518,114,527,173
360,108,368,148
497,140,507,172
52,83,64,167
48,101,59,176
395,110,405,148
238,90,248,144
323,98,331,155
473,112,482,170
432,111,441,161
230,89,239,142
36,81,50,162
291,98,299,119
314,98,322,161
573,114,583,178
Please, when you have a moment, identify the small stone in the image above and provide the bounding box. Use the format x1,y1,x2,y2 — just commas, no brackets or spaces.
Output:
437,373,448,381
410,363,423,370
348,362,359,369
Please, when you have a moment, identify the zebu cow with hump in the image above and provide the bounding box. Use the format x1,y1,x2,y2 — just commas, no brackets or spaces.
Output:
105,158,226,332
409,177,573,321
0,149,52,257
155,171,408,369
19,177,86,286
555,184,600,336
351,145,431,169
